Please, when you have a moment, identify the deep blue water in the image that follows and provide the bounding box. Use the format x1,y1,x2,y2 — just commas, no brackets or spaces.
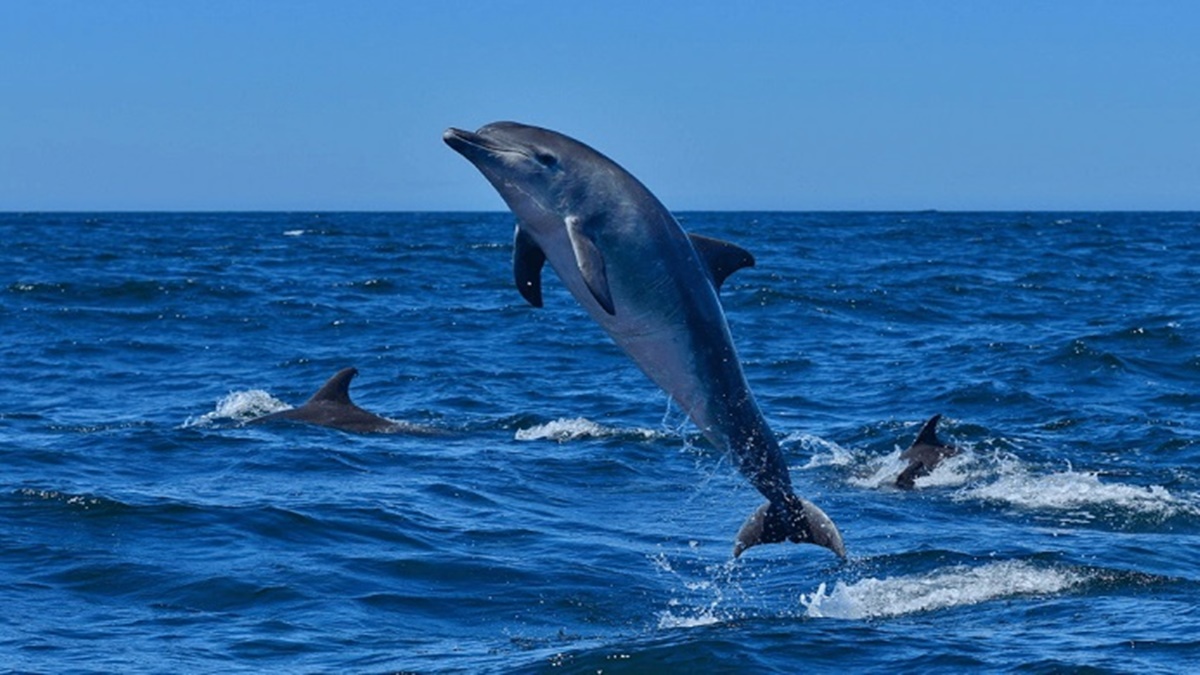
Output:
2,211,1199,673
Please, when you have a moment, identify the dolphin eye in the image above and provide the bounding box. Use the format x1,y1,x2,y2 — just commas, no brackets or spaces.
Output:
534,152,558,168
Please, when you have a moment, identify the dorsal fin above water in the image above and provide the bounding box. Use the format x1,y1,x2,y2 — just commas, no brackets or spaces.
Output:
513,225,546,308
307,367,358,405
688,233,756,292
914,414,944,447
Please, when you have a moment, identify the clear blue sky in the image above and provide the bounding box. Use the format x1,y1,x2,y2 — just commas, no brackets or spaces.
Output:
2,1,1197,211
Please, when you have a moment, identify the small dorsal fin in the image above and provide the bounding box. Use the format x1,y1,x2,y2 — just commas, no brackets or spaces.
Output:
914,414,943,447
565,215,615,315
307,367,358,405
688,233,756,292
513,225,546,308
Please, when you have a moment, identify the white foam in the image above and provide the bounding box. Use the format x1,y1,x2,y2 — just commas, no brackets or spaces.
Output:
184,389,291,428
850,447,983,490
16,488,107,508
794,430,982,490
956,467,1200,520
846,448,909,489
800,560,1088,620
789,433,857,469
650,548,742,631
654,574,731,630
656,607,725,629
836,435,1200,520
912,451,979,488
514,417,666,443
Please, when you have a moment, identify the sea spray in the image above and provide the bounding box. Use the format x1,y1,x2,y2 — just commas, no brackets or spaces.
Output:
801,560,1090,619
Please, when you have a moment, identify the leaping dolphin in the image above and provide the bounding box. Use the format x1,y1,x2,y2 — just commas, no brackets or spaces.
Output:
444,121,844,558
249,367,400,433
895,414,959,489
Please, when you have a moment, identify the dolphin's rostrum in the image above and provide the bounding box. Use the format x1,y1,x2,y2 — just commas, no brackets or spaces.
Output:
444,121,844,558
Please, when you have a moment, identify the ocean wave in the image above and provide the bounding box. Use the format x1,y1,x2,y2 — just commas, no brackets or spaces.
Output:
788,433,857,469
8,281,69,294
800,560,1089,620
8,278,249,305
514,417,670,443
14,488,131,513
955,467,1200,522
9,211,1200,672
808,432,1200,524
656,606,726,630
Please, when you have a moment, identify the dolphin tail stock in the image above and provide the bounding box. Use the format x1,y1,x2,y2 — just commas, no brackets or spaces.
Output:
733,494,845,559
894,463,923,490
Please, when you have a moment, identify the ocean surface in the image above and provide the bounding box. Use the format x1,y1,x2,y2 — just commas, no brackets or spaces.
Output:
2,211,1198,673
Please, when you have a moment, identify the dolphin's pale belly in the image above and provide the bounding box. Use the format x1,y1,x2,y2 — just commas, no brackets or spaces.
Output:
529,220,792,502
590,251,758,453
607,280,794,505
618,322,741,444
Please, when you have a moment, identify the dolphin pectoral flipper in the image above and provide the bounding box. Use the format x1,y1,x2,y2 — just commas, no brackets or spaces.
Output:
734,495,846,559
513,225,546,308
565,215,615,314
687,234,756,292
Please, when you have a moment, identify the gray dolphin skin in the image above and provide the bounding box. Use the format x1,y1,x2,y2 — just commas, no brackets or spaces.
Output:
250,367,399,433
895,414,959,489
444,121,844,558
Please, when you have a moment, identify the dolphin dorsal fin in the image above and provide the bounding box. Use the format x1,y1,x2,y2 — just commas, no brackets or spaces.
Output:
565,215,615,315
513,225,546,308
914,414,943,446
308,367,358,405
688,234,756,292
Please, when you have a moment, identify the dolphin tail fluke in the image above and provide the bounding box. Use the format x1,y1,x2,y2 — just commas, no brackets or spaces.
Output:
733,494,845,559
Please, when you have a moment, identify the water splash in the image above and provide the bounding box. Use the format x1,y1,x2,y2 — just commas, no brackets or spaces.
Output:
514,417,668,443
956,467,1200,521
651,548,748,630
800,560,1089,619
183,389,290,428
790,433,857,469
837,435,1200,522
848,447,981,490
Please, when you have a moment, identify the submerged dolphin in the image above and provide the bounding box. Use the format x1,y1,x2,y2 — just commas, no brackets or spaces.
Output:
895,414,959,489
444,121,844,558
250,367,400,433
